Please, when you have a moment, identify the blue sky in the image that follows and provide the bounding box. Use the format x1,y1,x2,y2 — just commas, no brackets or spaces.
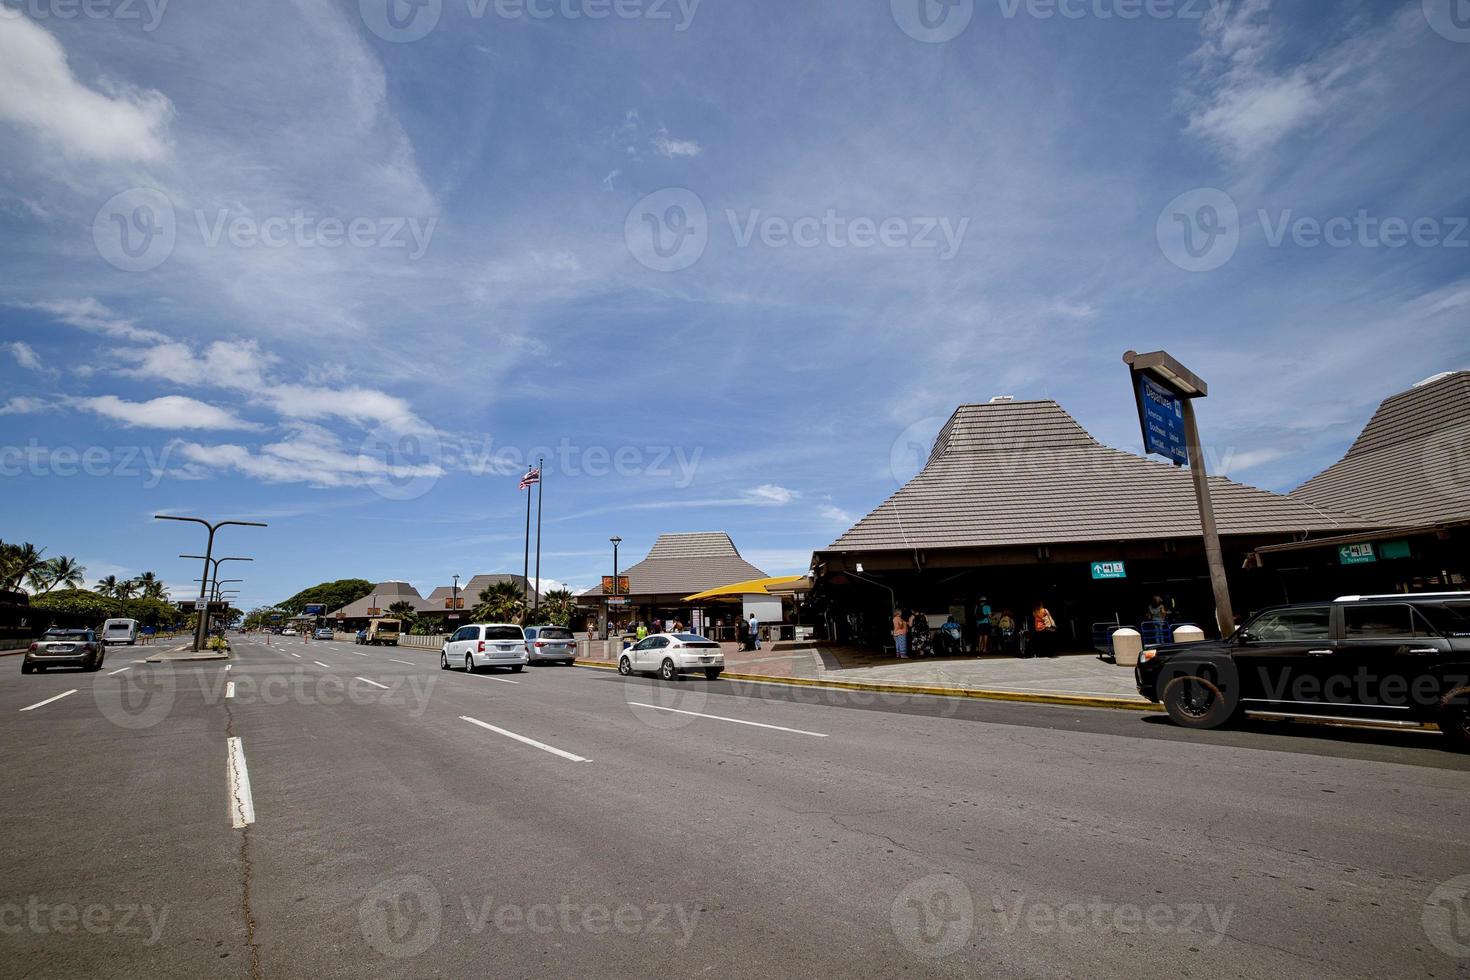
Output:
1,0,1468,610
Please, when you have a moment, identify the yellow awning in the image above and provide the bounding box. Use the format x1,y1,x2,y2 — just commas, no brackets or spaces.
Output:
682,575,806,602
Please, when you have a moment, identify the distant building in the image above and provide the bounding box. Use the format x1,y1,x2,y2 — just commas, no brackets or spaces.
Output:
578,532,767,634
329,575,547,629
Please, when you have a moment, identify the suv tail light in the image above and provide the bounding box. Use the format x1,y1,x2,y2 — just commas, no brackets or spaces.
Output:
535,641,546,648
477,641,486,653
28,642,38,652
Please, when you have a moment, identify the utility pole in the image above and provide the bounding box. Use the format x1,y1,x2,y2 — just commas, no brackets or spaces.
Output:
609,535,621,641
157,516,265,652
534,456,544,619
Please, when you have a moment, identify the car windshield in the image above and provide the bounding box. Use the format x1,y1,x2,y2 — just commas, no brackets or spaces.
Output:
536,627,573,640
45,629,90,638
484,626,523,640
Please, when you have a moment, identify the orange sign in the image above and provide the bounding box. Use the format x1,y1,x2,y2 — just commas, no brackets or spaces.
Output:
601,576,630,595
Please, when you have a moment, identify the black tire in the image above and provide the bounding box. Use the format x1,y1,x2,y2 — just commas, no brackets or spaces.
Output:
618,656,633,676
510,664,524,673
704,668,722,681
1439,690,1470,753
465,653,475,673
660,658,678,682
20,662,33,675
440,651,450,670
563,659,574,667
1162,673,1237,730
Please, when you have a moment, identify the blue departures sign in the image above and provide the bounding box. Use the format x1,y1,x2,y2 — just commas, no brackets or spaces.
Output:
1138,374,1190,465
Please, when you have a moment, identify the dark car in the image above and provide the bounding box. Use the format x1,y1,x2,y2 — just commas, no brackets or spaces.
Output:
1136,593,1470,751
22,629,105,674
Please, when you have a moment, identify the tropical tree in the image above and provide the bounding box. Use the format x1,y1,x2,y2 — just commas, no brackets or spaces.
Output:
386,599,422,634
115,578,140,600
1,541,46,592
133,571,167,601
530,588,576,626
473,580,527,624
38,556,86,594
95,574,122,598
278,579,375,616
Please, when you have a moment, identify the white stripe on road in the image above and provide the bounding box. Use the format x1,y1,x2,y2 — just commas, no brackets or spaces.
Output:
350,651,369,657
290,653,301,659
108,667,132,676
459,716,589,762
226,681,236,699
20,690,78,712
226,737,255,829
312,661,331,669
224,665,231,672
485,676,520,684
389,659,414,666
626,702,829,738
355,677,389,689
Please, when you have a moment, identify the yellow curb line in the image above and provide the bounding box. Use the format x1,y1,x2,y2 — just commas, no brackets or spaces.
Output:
573,660,1160,712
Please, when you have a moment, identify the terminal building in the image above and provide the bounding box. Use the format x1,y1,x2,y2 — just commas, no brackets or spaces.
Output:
811,396,1375,648
1258,370,1470,594
329,575,543,631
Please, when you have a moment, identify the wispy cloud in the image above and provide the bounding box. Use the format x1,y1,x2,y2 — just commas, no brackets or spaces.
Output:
70,394,262,431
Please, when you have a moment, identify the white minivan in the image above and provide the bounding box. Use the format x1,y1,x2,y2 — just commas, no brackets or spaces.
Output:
441,623,528,673
101,618,140,646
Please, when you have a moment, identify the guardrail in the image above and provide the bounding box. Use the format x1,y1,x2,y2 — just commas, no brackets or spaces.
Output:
399,634,448,649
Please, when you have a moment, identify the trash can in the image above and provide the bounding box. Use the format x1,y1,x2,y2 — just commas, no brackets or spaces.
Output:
1111,628,1143,667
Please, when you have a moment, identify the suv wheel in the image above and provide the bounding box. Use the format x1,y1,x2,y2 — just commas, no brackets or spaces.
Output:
1440,689,1470,753
465,653,475,673
20,661,33,674
660,658,679,682
618,656,632,676
440,651,450,670
1161,672,1237,730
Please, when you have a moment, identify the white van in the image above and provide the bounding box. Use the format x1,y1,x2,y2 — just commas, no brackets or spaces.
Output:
101,618,140,646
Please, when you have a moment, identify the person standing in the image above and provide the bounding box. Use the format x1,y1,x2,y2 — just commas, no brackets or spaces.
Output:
1032,601,1057,658
748,613,761,650
977,597,993,654
735,615,749,650
636,622,648,641
892,608,910,659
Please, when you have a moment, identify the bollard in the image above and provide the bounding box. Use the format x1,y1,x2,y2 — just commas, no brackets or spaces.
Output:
1172,624,1206,644
1111,627,1143,667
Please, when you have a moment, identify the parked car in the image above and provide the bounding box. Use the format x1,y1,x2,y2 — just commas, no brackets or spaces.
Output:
524,625,576,665
313,628,334,641
364,618,401,646
101,617,140,646
22,629,104,673
619,632,724,681
441,623,527,673
1136,592,1470,750
282,628,298,636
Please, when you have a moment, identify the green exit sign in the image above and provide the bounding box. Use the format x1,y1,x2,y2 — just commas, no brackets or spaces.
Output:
1091,561,1127,580
1339,543,1377,565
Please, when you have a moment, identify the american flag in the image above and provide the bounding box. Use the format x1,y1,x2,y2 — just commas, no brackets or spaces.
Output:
518,467,540,490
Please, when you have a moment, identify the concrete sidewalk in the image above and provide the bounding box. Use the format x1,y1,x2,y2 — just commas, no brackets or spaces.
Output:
577,637,1150,705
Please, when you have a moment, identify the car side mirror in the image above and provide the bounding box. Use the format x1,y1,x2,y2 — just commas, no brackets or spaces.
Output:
1234,630,1255,646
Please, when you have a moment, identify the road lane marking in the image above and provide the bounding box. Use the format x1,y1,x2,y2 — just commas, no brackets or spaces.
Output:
290,653,301,659
224,665,231,672
355,677,389,689
626,702,829,737
108,667,132,676
459,716,589,762
390,659,414,666
485,676,520,684
350,651,370,657
312,661,332,669
20,690,78,712
226,681,236,699
226,737,255,828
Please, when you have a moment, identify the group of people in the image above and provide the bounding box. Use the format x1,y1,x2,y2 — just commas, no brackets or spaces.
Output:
890,600,1060,659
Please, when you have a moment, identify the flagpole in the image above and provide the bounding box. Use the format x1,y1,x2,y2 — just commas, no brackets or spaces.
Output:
522,467,532,615
534,456,543,617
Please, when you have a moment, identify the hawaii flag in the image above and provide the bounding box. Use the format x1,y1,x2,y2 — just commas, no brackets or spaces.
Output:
518,467,541,490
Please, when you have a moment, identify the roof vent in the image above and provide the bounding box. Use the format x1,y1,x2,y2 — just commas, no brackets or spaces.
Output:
1412,371,1457,388
988,395,1015,404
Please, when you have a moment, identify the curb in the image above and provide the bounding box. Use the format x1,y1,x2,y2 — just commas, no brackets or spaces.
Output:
572,660,1160,712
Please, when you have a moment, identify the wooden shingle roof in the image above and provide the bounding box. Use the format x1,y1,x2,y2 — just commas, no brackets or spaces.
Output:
1293,371,1470,528
578,533,767,598
827,399,1370,553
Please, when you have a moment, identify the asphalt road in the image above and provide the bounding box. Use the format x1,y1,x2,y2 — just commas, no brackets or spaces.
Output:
2,633,1468,979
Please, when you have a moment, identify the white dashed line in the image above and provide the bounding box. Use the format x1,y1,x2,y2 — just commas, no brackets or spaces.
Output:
460,716,589,763
389,659,414,666
20,690,77,712
355,677,389,689
625,702,829,737
312,661,332,669
226,737,255,828
108,667,132,676
226,681,236,699
484,676,521,684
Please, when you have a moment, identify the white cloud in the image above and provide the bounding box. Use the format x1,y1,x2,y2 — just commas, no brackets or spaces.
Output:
0,16,172,163
72,395,262,431
650,128,702,159
0,396,46,416
7,341,44,372
743,484,799,505
818,503,853,523
15,298,168,343
171,422,442,488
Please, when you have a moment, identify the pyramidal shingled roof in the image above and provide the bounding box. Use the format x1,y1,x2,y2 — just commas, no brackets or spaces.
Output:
579,532,766,598
1293,371,1470,528
330,581,431,617
827,399,1370,553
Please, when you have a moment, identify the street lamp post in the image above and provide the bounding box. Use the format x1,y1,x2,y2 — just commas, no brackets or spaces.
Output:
452,573,460,622
156,516,266,652
609,536,621,641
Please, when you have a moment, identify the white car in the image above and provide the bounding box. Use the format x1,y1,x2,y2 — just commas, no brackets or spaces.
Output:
282,628,298,636
441,623,528,673
619,633,724,681
101,617,140,646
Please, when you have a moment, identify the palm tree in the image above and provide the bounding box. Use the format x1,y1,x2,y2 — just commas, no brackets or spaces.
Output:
532,588,576,626
473,580,528,624
36,557,85,594
133,571,166,601
115,578,140,600
95,574,122,598
2,542,46,592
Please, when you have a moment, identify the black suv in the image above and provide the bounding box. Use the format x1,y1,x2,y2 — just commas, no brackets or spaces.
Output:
1136,593,1470,751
